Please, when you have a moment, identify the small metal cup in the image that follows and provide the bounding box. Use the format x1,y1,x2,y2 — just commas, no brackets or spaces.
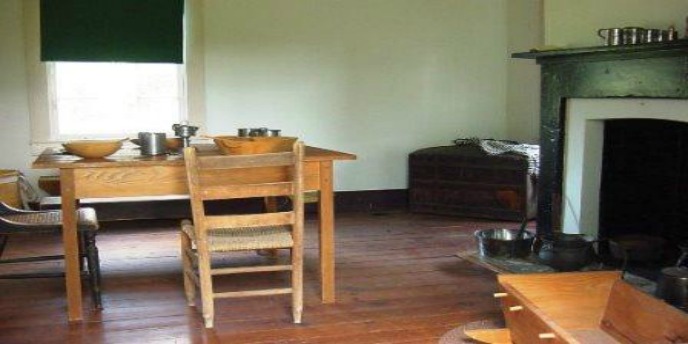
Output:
598,28,623,46
138,132,167,156
642,29,662,43
621,27,644,45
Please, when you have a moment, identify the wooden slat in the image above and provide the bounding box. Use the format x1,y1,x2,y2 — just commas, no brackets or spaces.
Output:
198,166,290,186
601,280,688,343
74,166,188,198
567,329,622,344
497,271,619,330
198,152,295,170
213,288,293,299
200,182,293,200
498,282,578,343
463,328,512,344
204,212,294,230
211,265,292,275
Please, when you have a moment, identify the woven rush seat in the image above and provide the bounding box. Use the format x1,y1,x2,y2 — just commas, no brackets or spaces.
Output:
0,202,102,309
181,220,292,251
2,208,98,232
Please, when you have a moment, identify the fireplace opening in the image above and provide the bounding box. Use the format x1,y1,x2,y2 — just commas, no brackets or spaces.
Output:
598,119,688,280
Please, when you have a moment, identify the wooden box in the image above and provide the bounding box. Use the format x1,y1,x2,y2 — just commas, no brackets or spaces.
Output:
0,170,22,208
408,145,536,220
474,271,688,344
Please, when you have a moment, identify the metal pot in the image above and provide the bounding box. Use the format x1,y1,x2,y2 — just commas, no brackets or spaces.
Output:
608,234,665,263
533,233,596,271
172,122,199,147
655,242,688,311
138,132,167,156
474,228,534,258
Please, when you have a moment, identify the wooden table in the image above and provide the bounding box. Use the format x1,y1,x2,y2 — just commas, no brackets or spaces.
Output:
32,145,356,322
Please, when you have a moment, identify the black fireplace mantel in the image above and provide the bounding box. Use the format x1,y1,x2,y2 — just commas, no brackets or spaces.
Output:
513,40,688,235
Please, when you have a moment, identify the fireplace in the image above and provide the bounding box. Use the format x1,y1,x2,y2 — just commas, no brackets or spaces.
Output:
599,117,688,243
513,41,688,237
562,98,688,241
513,43,688,278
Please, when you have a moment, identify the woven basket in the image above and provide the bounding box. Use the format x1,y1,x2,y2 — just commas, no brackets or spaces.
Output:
213,136,297,155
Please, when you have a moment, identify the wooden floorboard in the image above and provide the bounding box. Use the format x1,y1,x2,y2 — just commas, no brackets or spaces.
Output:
0,212,514,344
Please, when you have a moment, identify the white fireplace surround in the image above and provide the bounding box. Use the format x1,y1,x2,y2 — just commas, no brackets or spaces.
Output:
562,98,688,236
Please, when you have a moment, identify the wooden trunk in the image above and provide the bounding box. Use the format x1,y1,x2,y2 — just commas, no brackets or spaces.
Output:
408,145,536,221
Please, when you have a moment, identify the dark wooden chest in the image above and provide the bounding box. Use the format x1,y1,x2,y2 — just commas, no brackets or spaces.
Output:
408,145,536,221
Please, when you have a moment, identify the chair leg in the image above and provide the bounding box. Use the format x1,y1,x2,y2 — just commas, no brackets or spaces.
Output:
291,247,303,324
0,235,8,258
180,232,196,306
84,231,103,309
78,232,88,273
198,249,214,328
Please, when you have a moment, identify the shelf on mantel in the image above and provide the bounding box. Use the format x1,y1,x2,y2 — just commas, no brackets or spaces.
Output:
512,39,688,62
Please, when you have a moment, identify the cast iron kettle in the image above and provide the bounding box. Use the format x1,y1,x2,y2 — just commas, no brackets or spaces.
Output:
655,242,688,311
532,233,597,272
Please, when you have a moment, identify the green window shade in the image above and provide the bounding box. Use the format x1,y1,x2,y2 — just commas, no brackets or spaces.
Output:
40,0,184,63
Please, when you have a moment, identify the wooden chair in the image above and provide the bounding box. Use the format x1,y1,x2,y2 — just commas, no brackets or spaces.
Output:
0,202,102,309
180,142,304,328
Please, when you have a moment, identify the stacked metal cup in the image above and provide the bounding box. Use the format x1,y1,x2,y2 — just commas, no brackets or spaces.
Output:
599,26,679,46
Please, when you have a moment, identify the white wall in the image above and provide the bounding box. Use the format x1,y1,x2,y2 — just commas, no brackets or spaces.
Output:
507,0,542,144
1,0,542,193
203,0,510,191
0,1,33,175
545,0,688,48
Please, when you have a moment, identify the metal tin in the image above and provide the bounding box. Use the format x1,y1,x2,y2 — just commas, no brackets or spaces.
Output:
138,132,167,156
621,27,644,45
598,28,623,46
656,267,688,310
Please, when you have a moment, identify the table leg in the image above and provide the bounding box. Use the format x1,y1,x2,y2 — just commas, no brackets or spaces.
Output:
60,169,83,322
318,161,335,303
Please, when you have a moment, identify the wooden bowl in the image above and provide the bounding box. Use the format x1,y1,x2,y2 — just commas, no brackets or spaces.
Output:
62,139,125,159
165,137,184,150
213,136,297,155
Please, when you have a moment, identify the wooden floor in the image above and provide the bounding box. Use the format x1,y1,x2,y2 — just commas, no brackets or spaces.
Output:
0,212,520,344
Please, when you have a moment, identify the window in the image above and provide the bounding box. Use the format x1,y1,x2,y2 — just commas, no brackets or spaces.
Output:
48,62,186,140
24,0,204,152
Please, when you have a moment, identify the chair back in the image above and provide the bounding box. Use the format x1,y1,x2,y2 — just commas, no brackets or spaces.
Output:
183,142,304,241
